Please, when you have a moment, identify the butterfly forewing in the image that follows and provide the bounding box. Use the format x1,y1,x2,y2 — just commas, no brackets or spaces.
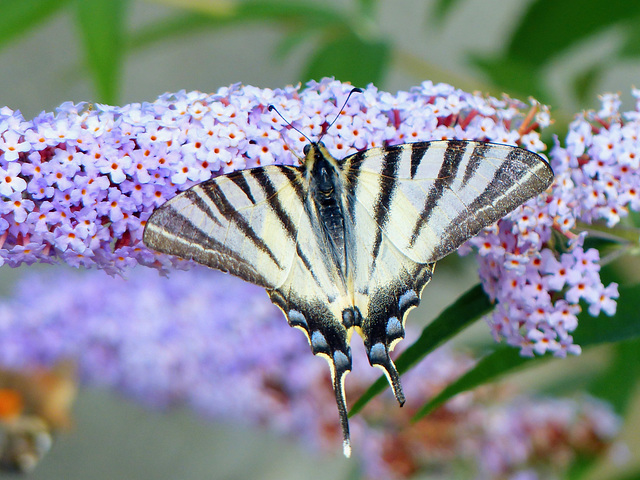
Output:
342,140,553,265
144,167,310,289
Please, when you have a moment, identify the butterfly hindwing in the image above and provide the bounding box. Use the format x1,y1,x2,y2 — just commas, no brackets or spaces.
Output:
349,192,435,403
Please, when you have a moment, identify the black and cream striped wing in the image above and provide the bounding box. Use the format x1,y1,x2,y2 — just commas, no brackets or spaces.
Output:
342,140,553,391
144,162,356,455
143,166,312,290
344,140,554,265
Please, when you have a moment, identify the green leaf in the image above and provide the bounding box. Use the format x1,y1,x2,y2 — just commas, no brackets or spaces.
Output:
302,32,390,87
600,469,640,480
506,0,640,67
0,0,69,50
356,0,378,17
234,0,345,26
430,0,464,23
572,64,603,105
128,13,223,51
274,29,317,60
128,2,347,67
412,282,640,420
350,284,492,416
470,54,550,104
588,338,640,415
619,15,640,58
573,283,640,345
74,0,128,104
413,347,542,420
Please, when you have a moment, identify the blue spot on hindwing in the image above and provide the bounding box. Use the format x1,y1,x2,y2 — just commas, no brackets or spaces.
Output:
311,331,329,353
398,289,418,312
288,310,308,329
333,350,351,371
368,342,387,364
385,316,403,338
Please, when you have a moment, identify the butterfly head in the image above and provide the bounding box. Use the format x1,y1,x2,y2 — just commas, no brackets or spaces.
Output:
303,142,340,168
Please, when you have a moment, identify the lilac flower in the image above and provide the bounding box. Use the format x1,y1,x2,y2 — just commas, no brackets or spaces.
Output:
0,267,622,479
0,79,547,275
0,130,31,161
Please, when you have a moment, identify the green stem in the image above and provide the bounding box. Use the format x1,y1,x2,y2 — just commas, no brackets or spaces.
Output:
574,221,640,244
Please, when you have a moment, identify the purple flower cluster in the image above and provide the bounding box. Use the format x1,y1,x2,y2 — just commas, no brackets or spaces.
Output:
0,79,546,274
459,90,640,357
0,78,630,358
0,267,622,479
552,90,640,227
464,396,621,480
463,216,616,357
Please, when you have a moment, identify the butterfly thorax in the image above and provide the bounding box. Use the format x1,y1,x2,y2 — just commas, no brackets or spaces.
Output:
305,142,350,284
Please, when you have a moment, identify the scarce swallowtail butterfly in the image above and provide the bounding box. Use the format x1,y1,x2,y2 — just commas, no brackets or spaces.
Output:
143,90,554,457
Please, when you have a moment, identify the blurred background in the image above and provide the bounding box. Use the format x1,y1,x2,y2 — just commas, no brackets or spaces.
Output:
1,0,640,478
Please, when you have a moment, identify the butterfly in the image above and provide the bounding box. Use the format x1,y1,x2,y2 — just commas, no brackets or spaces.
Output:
143,96,554,457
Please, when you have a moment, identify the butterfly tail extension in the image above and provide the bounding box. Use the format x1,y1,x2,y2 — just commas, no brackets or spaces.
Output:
268,290,354,457
360,264,435,406
368,343,405,406
331,351,352,458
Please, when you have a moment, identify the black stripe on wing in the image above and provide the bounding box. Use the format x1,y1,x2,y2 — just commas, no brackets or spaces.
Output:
409,140,466,247
410,143,429,179
250,169,299,241
228,171,257,204
248,167,323,288
182,189,223,227
371,148,400,266
342,150,367,218
143,202,273,288
460,142,490,188
200,182,282,268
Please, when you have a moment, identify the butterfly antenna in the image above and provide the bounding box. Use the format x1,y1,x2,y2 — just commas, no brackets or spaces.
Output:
268,104,312,144
319,87,363,142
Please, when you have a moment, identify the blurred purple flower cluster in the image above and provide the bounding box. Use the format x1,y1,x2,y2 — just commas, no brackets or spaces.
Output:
0,267,328,443
0,267,621,479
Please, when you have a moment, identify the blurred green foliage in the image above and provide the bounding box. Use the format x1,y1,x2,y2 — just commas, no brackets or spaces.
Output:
3,0,640,108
